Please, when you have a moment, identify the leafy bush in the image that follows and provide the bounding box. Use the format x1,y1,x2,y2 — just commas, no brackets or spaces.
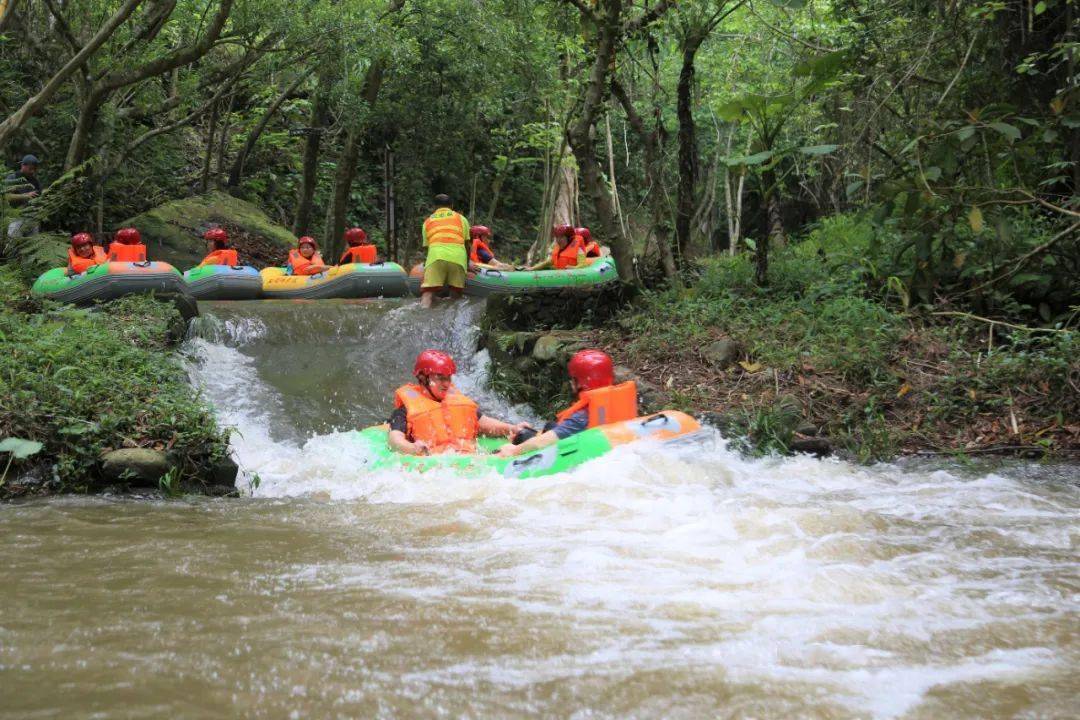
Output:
0,267,228,490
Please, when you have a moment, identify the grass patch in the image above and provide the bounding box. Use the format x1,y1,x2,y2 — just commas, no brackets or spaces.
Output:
593,222,1078,461
0,265,229,495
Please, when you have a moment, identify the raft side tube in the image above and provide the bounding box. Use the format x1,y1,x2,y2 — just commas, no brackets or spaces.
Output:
260,262,410,300
31,262,188,304
183,265,263,301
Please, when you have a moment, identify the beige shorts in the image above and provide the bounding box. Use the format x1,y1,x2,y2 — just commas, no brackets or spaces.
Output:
421,259,466,291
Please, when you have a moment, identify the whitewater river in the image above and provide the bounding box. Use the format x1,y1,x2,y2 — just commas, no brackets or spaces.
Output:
1,299,1077,718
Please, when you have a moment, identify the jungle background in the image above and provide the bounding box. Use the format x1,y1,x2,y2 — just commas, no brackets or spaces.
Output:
1,0,1077,470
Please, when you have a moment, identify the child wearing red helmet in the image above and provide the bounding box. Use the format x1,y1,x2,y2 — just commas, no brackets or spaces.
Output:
339,227,377,265
389,350,531,456
198,228,239,266
286,236,330,276
468,225,514,271
496,349,637,457
67,232,107,274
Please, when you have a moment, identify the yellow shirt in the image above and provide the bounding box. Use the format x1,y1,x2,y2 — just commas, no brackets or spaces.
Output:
422,207,469,270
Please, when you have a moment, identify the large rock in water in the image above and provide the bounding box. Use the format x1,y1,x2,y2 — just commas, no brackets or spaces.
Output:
119,191,296,270
101,448,171,486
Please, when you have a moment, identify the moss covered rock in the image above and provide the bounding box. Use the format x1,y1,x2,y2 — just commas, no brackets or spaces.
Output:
119,191,296,269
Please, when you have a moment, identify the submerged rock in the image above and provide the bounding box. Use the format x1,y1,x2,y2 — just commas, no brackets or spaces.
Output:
101,448,171,486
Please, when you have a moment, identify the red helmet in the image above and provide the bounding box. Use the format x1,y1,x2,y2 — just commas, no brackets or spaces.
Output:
344,227,367,245
71,232,93,247
414,349,456,378
204,227,228,245
298,236,317,248
573,227,591,242
115,227,141,244
568,349,614,392
470,225,491,239
552,223,572,238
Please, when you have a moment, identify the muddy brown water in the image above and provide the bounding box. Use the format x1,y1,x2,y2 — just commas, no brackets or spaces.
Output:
2,299,1077,719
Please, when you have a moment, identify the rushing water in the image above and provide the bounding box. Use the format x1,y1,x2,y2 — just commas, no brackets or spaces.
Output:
2,299,1078,719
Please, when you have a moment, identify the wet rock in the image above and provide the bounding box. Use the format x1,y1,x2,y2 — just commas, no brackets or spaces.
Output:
796,423,819,437
209,456,239,488
513,356,538,374
101,448,171,486
532,334,565,361
789,437,833,457
701,339,743,370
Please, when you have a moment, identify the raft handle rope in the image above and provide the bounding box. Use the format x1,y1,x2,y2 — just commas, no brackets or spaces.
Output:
641,413,670,427
133,260,153,268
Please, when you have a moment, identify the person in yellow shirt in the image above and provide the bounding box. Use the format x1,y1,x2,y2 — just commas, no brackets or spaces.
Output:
419,194,470,309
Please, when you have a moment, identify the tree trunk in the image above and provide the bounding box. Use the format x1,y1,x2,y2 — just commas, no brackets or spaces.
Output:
767,189,786,249
675,33,705,264
611,79,677,284
200,99,219,193
292,76,330,236
324,57,387,258
227,70,312,188
566,4,631,282
325,125,363,257
214,92,235,187
0,0,20,35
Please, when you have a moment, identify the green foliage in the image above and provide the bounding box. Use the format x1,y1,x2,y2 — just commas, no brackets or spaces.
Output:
0,267,228,491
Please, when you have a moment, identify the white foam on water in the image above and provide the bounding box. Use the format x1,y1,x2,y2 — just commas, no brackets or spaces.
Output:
182,302,1080,718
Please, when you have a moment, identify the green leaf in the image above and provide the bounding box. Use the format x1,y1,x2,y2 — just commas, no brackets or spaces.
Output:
1011,273,1049,286
1042,128,1059,143
989,122,1022,142
724,150,774,166
798,144,839,156
0,437,43,460
1062,116,1080,129
922,166,942,181
956,126,977,141
1034,1,1047,15
845,180,864,197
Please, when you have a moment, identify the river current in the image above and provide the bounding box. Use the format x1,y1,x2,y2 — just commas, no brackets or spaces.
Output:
1,299,1077,718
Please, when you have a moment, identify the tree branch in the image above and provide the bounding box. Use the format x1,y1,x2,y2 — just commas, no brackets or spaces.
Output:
624,0,677,34
561,0,598,22
0,0,144,148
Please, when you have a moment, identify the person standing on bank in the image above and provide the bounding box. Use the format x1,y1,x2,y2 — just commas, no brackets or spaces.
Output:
419,194,470,309
4,154,42,206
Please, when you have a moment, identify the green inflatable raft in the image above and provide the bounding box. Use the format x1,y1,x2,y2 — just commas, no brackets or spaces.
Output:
349,410,702,479
407,256,619,297
31,261,188,304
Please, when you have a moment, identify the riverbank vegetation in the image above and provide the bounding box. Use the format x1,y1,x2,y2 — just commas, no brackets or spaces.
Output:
2,0,1077,462
0,267,229,497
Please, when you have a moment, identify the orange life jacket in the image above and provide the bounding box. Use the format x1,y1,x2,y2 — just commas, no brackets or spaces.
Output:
555,382,638,428
339,244,376,265
582,241,601,258
287,248,326,276
108,242,147,262
199,249,239,266
394,383,479,453
67,246,107,274
423,209,468,246
551,238,585,269
470,238,494,263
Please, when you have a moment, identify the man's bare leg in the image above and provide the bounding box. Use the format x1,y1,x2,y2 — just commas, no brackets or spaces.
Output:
419,289,435,308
